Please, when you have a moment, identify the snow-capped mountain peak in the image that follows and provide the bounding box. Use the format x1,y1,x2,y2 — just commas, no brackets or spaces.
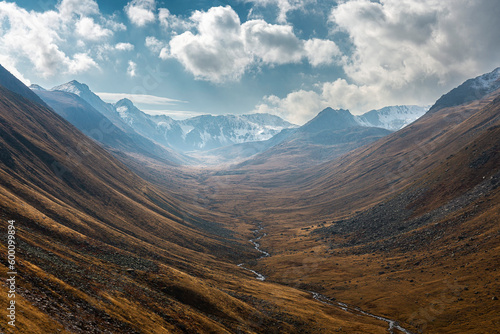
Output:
429,67,500,113
471,67,500,91
51,80,121,124
29,84,47,91
355,105,429,131
52,80,91,97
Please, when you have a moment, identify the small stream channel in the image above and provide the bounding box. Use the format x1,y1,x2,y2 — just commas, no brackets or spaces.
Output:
237,223,415,334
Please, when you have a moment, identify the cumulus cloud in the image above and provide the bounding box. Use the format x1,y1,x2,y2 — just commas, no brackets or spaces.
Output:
68,53,99,73
169,6,252,83
0,55,31,86
167,6,339,83
0,2,100,77
254,0,500,124
242,20,303,64
253,79,386,124
330,0,500,100
76,17,112,41
125,0,156,27
304,38,340,67
115,42,134,51
145,36,164,53
158,8,193,31
58,0,99,19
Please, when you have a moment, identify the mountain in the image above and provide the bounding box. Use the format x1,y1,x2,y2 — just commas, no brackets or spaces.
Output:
32,90,189,165
111,98,297,152
35,82,192,165
197,68,500,333
189,127,298,166
0,65,393,334
355,105,428,131
50,81,297,154
300,108,359,133
236,108,392,169
32,90,185,164
28,84,47,91
175,113,296,151
190,106,427,165
51,80,122,126
0,64,47,106
114,98,172,146
429,67,500,113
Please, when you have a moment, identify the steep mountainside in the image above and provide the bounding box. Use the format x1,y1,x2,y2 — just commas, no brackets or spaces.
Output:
195,67,500,334
429,67,500,113
0,65,46,106
52,80,125,128
49,81,297,154
0,67,397,334
33,86,192,165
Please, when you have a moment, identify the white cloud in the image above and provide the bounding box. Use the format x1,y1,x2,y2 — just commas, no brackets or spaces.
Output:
167,6,339,83
127,60,137,77
67,53,99,73
0,55,31,86
0,2,99,77
169,6,252,83
125,0,156,27
254,0,500,124
158,8,193,31
106,19,127,32
76,17,112,41
242,20,303,64
159,47,170,60
329,0,500,101
255,89,324,124
141,109,203,119
58,0,99,19
96,92,186,105
253,79,385,124
116,42,134,51
244,0,315,23
304,38,340,67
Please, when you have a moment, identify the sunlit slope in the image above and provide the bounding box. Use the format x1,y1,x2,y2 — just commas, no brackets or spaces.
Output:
0,73,400,333
197,80,500,333
258,97,500,333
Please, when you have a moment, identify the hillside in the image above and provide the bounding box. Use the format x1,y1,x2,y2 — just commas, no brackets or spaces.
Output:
193,69,500,333
33,89,190,165
0,68,398,333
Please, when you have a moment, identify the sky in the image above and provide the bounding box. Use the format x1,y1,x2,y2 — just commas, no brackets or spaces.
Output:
0,0,499,125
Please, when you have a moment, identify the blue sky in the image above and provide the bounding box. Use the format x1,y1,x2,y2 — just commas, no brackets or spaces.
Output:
1,0,499,124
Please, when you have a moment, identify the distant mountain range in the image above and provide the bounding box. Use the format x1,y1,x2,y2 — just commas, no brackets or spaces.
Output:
30,83,190,165
114,97,297,151
235,107,393,168
30,80,428,160
355,105,428,131
1,62,499,333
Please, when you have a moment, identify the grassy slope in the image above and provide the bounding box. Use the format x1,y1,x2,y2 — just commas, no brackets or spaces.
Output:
0,85,395,333
193,91,500,333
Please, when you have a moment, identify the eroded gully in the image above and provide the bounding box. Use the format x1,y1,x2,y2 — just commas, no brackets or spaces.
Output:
237,223,415,334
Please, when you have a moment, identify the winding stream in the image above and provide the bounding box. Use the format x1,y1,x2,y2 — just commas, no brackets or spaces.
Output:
237,223,269,281
237,223,414,334
310,292,414,334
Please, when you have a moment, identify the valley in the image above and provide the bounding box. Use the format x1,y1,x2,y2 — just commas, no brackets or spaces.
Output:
0,64,499,334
